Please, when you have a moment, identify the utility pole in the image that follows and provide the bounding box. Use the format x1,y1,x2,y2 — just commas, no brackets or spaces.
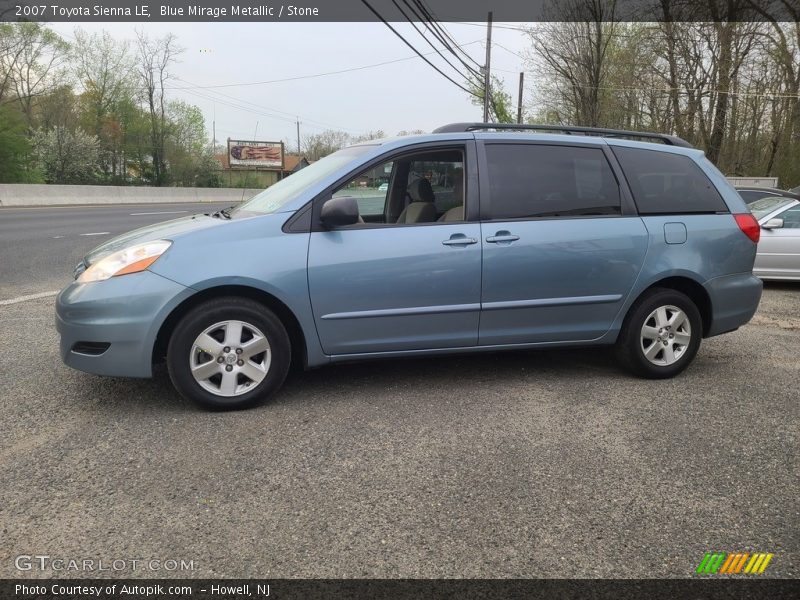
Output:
211,102,216,153
517,72,524,124
296,118,301,155
482,11,493,123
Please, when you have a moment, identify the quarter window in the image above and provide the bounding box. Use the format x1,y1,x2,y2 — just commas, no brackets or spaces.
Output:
612,146,728,215
485,144,621,220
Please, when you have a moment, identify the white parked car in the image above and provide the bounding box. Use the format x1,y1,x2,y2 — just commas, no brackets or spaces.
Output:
750,196,800,281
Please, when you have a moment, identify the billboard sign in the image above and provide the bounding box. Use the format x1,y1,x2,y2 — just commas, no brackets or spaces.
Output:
228,140,284,169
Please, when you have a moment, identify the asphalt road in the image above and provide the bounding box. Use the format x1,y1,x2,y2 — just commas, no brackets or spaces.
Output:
0,205,797,579
0,202,232,300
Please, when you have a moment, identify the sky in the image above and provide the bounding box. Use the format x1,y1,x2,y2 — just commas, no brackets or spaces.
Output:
47,21,531,152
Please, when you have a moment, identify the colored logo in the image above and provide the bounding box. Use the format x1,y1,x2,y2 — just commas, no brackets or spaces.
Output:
696,552,774,575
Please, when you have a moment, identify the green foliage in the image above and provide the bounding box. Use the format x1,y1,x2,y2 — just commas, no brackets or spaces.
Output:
164,100,220,186
466,74,515,123
0,105,40,182
1,23,224,188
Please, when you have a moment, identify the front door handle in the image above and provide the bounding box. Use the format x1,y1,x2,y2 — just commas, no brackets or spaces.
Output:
442,234,478,246
486,231,520,244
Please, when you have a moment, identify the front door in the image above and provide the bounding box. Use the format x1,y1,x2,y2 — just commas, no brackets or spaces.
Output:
308,145,482,355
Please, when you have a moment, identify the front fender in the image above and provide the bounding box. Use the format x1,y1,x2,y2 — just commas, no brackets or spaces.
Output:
149,214,327,367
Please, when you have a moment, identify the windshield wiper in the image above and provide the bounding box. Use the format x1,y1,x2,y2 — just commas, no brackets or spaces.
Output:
209,205,235,219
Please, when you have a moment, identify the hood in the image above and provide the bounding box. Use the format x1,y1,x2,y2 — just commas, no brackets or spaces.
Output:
82,213,227,268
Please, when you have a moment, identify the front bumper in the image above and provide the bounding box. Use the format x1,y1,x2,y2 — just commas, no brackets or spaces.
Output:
704,272,763,337
55,270,193,378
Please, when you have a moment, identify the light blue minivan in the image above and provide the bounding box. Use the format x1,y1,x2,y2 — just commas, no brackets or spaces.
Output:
56,123,763,410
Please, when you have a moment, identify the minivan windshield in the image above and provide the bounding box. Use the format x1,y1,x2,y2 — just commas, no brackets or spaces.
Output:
235,145,375,215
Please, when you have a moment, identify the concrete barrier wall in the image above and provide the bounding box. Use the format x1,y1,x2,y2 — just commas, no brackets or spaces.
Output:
0,184,263,207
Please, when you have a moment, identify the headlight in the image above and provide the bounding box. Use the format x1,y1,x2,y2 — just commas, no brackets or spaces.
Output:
78,240,172,283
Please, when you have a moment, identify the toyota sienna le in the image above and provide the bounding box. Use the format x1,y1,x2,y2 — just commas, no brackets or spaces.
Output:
56,123,763,410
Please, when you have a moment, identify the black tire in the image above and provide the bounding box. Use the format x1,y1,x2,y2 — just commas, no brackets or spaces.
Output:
166,297,291,410
615,288,702,379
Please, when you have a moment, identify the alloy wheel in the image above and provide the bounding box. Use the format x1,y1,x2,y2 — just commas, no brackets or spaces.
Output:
189,320,272,397
640,305,691,366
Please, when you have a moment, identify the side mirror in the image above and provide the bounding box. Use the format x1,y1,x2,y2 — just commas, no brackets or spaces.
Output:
762,217,784,230
321,196,360,228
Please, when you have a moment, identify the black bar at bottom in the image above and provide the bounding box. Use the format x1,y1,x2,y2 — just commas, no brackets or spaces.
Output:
2,579,799,600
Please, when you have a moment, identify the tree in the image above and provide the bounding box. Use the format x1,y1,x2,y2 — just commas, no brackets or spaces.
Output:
33,126,100,184
35,84,79,131
301,129,352,160
72,29,136,179
520,0,799,187
747,1,800,183
72,29,135,134
0,23,69,127
165,100,217,186
135,30,182,186
0,104,38,182
351,130,386,143
466,74,515,123
525,1,620,127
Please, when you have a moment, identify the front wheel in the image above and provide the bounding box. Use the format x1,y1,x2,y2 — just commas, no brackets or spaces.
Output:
167,297,291,410
615,288,702,379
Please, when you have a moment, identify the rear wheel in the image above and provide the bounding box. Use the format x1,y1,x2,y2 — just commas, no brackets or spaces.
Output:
167,297,291,410
615,288,702,379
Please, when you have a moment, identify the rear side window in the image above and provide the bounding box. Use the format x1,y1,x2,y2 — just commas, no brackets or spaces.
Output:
613,147,727,215
485,144,621,219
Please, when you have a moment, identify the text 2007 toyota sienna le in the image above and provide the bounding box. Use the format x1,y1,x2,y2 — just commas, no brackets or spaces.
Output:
56,123,763,410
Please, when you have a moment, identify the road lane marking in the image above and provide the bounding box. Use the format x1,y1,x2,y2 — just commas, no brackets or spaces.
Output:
0,290,59,306
130,210,188,215
80,231,111,236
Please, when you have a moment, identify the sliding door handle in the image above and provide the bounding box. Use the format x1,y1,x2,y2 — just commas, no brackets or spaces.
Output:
486,232,520,244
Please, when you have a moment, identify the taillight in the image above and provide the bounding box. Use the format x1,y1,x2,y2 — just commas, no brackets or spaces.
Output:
734,213,760,243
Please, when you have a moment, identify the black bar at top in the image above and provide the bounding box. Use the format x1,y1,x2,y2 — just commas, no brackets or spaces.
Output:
0,0,796,23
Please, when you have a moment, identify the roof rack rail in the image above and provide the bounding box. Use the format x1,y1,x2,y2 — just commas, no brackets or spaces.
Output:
433,122,693,148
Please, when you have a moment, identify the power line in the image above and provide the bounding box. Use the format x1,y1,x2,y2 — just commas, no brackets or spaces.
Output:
164,40,482,91
63,22,485,101
359,0,480,97
178,87,297,127
493,42,527,60
174,76,358,132
176,78,294,122
179,88,363,137
388,0,477,81
411,0,483,70
449,21,531,33
58,27,355,137
401,0,483,78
